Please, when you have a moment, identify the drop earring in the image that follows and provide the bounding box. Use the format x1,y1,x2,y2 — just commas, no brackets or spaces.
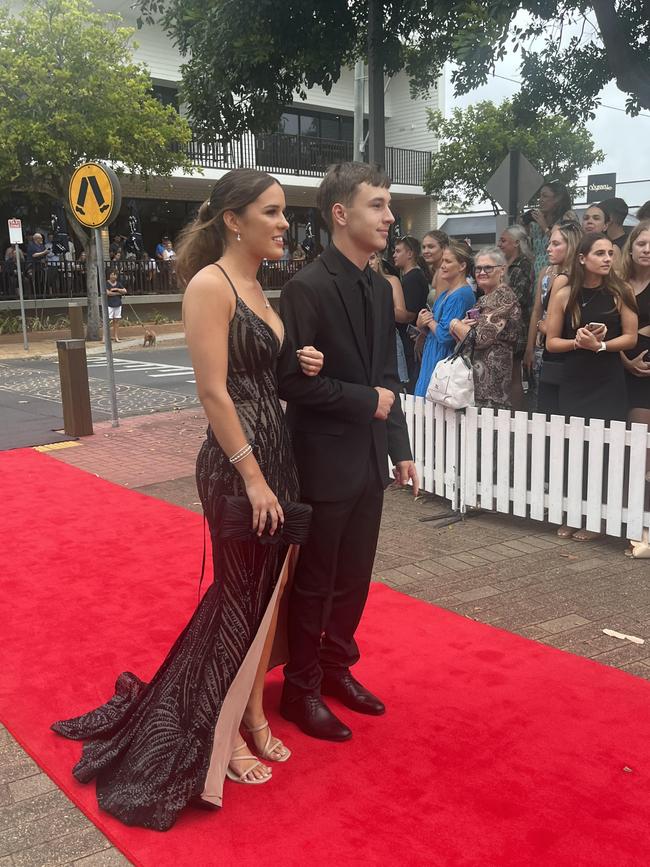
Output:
236,232,241,242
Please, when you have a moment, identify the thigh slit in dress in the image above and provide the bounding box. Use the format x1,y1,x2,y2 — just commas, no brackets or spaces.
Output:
51,287,299,831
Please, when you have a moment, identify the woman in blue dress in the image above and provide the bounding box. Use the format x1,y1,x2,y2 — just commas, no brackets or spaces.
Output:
414,240,475,397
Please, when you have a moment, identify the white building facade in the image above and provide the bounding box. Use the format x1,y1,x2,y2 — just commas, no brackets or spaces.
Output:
107,4,442,251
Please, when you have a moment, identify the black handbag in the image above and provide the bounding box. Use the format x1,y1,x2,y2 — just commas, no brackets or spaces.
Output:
214,495,312,546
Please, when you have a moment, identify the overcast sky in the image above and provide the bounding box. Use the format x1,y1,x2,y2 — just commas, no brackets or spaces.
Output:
445,37,650,214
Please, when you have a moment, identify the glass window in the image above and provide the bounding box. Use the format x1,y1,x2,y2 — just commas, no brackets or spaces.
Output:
341,117,354,142
320,114,340,141
152,85,179,111
278,112,299,136
300,114,319,137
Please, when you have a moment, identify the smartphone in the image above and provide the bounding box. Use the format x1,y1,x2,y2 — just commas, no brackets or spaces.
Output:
466,307,480,321
406,324,420,338
587,322,606,331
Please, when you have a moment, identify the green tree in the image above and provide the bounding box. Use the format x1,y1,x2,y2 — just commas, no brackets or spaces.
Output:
136,0,650,141
0,0,193,339
423,100,604,212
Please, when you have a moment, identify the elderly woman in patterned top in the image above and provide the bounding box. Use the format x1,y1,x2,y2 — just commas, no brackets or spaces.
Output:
449,248,522,410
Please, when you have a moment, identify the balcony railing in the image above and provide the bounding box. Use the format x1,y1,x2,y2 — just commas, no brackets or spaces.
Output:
0,259,305,302
187,132,431,187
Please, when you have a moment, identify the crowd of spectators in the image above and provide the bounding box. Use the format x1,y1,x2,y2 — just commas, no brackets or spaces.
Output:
371,187,646,430
1,229,186,299
373,186,645,545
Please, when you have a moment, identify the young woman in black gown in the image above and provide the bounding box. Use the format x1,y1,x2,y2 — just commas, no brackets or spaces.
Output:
545,232,637,540
51,170,323,830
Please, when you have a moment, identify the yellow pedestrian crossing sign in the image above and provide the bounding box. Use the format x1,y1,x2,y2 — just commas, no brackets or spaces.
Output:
68,162,121,229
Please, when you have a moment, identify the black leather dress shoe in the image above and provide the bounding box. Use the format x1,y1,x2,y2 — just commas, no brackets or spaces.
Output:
321,673,385,715
280,694,352,741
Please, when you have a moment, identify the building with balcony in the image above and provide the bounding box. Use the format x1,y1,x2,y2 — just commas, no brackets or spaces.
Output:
1,2,441,269
104,5,442,255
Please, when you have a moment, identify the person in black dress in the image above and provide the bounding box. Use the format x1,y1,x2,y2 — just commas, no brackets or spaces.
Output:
524,221,584,416
51,170,324,830
620,221,650,556
620,220,650,427
545,232,638,540
393,234,431,392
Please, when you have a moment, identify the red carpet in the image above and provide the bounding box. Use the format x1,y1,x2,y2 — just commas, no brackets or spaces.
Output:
2,448,650,867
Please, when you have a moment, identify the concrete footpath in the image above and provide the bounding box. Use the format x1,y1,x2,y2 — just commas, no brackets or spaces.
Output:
0,330,186,363
1,407,648,865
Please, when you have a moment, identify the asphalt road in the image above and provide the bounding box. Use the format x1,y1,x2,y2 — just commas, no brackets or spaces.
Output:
0,346,199,449
9,346,197,399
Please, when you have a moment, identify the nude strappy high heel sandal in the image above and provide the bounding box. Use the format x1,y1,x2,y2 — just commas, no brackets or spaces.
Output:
244,720,292,763
225,742,272,785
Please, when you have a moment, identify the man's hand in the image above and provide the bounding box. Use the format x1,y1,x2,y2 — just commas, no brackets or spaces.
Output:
373,387,395,420
393,461,419,498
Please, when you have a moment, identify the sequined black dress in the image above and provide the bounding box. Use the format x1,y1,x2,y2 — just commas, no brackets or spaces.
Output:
51,280,299,831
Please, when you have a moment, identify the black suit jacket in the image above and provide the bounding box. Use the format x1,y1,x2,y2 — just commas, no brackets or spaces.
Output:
277,244,413,502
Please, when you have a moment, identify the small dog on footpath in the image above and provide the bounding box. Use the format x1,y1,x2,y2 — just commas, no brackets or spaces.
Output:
143,328,157,348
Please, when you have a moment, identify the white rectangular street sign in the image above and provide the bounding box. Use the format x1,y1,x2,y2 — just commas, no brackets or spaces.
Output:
8,218,23,244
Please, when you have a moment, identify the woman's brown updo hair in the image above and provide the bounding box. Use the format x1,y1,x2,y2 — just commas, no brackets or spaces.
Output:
175,168,278,288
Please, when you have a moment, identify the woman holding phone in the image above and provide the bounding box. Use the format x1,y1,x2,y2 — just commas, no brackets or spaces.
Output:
545,232,637,422
545,233,637,539
413,241,475,398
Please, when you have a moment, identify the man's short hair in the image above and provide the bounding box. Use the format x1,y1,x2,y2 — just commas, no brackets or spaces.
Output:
317,162,391,231
601,197,629,225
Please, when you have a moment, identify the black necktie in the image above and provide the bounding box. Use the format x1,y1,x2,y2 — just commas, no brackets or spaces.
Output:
361,270,374,357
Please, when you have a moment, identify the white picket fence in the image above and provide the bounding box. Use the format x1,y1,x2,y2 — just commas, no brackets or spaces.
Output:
401,395,650,542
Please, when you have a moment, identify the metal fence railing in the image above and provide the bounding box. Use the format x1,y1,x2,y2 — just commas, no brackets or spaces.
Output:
0,259,308,302
187,132,431,186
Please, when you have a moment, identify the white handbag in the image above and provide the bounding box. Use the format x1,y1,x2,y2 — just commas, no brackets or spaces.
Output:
426,330,476,409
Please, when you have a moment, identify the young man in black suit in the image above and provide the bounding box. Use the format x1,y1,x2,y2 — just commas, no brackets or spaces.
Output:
277,163,419,741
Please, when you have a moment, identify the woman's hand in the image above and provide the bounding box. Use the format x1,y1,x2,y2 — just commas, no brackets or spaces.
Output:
523,345,535,372
297,345,323,377
623,349,650,377
244,477,284,536
531,209,548,233
416,308,432,329
575,327,602,352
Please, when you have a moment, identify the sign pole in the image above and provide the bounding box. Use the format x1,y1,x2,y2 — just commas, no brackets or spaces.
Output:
68,162,122,429
14,243,29,351
508,148,520,225
94,228,119,427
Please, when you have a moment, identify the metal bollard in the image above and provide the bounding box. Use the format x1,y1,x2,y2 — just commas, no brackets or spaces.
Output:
68,302,85,340
56,339,93,437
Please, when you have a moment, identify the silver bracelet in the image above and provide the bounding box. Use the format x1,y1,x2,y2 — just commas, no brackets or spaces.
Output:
229,443,252,464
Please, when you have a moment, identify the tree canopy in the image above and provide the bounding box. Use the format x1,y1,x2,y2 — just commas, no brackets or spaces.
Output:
0,0,193,337
422,100,604,212
137,0,650,141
